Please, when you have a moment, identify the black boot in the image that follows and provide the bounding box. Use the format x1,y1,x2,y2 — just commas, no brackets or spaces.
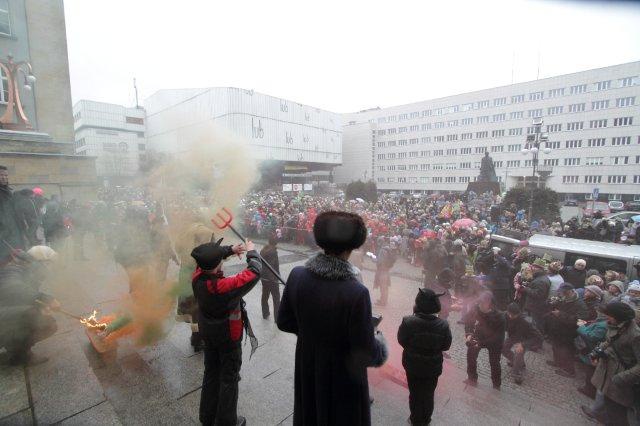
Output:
190,332,204,352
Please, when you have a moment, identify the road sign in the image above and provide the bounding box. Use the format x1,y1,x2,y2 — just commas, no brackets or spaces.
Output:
593,188,600,199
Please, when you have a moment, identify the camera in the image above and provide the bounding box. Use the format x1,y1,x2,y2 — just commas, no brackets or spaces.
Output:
589,347,608,361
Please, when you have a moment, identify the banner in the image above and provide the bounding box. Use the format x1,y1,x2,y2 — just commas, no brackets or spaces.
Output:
293,184,303,192
303,184,313,191
282,184,293,192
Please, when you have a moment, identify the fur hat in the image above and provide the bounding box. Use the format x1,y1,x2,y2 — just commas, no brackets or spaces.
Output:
415,288,443,315
313,211,366,254
191,238,227,270
600,301,636,323
627,281,640,293
26,245,58,261
586,274,604,287
574,259,587,270
604,270,620,283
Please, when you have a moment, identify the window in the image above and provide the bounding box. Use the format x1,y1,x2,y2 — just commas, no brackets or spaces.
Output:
608,175,626,184
399,113,409,121
445,163,457,170
410,125,419,132
613,117,633,127
547,124,562,132
494,97,507,106
420,164,430,170
388,115,397,122
445,176,456,183
592,100,609,110
421,137,431,144
388,153,396,159
584,175,602,184
420,150,430,157
459,176,471,183
586,157,604,165
447,134,458,142
477,100,490,109
510,111,524,120
398,139,408,146
377,130,386,136
398,152,407,159
589,119,607,129
548,106,563,115
528,109,543,118
388,165,396,171
422,110,432,117
388,140,397,147
596,80,611,91
397,165,406,171
461,147,472,154
75,138,86,150
634,176,640,184
460,162,472,169
549,88,565,98
545,141,561,149
570,84,587,94
461,132,473,140
491,129,505,138
588,138,606,147
511,94,525,103
0,0,11,36
433,177,443,183
461,117,473,125
527,126,536,135
447,120,458,127
420,177,429,183
616,97,635,107
477,116,489,124
103,142,117,151
377,154,385,160
434,122,445,129
565,140,582,148
446,148,457,155
563,176,579,184
377,142,385,148
434,136,445,142
508,128,523,136
398,126,407,133
611,156,629,165
388,128,397,134
434,149,444,156
506,160,520,168
408,176,418,183
475,131,488,138
126,116,144,125
475,146,487,154
566,121,583,131
410,138,419,145
508,144,522,152
387,177,396,183
378,166,385,171
529,91,544,101
568,103,585,113
494,161,503,168
564,158,580,166
435,108,445,116
493,113,506,122
410,111,420,119
612,137,631,146
491,145,504,153
409,151,418,158
543,159,559,166
433,164,443,170
619,77,634,87
461,103,474,112
0,68,8,103
421,123,431,130
378,117,387,124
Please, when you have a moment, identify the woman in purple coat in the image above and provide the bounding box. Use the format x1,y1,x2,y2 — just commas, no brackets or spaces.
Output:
277,211,388,426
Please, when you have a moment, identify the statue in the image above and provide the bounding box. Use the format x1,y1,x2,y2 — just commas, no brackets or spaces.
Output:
478,152,498,182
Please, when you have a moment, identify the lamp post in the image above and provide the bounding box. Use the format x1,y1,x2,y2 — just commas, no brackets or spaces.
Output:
0,54,36,130
521,117,551,221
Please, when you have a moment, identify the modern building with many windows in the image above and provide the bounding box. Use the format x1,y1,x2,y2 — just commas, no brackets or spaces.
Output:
144,87,342,190
335,61,640,201
73,100,146,185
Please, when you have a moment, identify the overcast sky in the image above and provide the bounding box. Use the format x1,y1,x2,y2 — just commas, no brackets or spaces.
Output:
64,0,640,113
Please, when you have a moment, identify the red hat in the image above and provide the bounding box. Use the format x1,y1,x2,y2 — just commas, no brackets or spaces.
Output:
33,187,44,196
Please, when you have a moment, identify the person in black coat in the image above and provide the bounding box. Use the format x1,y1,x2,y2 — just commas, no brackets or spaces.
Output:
502,303,543,384
0,166,27,262
516,261,551,333
561,259,587,289
277,211,388,426
398,288,452,426
544,283,590,377
463,291,506,389
259,235,281,320
488,248,513,310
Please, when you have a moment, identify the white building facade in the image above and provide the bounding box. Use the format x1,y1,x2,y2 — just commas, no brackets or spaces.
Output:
338,61,640,201
144,88,342,189
73,100,146,184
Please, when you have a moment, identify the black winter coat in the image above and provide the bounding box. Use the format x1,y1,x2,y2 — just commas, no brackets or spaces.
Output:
523,274,551,315
0,187,26,260
464,305,506,348
545,292,589,342
259,244,280,283
277,253,387,426
489,256,513,291
506,314,543,347
561,267,586,289
398,312,452,378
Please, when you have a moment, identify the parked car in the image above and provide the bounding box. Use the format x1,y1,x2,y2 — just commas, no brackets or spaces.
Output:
608,200,625,212
606,211,640,222
564,199,578,206
625,201,640,211
583,201,610,217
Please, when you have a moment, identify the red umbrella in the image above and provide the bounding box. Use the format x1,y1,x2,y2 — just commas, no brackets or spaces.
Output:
421,229,438,239
452,218,476,230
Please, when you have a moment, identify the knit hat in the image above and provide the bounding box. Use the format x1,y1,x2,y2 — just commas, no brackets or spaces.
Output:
191,238,227,270
599,301,636,323
558,283,575,292
608,280,625,295
415,288,443,315
32,187,44,196
585,285,604,301
574,259,587,270
627,281,640,293
507,303,521,315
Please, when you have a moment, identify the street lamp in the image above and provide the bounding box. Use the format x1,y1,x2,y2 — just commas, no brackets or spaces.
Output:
520,117,552,221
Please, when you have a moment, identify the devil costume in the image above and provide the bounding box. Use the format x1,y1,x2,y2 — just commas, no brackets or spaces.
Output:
191,239,261,426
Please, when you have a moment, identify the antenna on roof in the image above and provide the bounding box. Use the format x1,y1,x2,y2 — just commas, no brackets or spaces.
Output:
133,78,139,108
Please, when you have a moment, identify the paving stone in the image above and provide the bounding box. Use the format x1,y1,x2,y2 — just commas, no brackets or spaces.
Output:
28,332,105,425
0,408,32,426
57,401,121,426
0,366,29,419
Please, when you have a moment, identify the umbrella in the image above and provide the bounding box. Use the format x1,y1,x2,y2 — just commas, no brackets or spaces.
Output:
452,218,476,230
355,198,365,203
632,215,640,223
421,229,438,239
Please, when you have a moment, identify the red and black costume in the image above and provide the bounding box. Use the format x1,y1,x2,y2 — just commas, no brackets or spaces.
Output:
191,240,261,426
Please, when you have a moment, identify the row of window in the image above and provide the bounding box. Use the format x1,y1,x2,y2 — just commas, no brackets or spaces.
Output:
376,78,637,124
376,174,640,185
377,115,635,136
563,175,640,184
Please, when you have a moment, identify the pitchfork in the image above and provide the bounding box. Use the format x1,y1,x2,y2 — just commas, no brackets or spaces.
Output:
212,207,286,285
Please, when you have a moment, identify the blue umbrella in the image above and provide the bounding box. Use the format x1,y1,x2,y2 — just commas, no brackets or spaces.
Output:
632,215,640,223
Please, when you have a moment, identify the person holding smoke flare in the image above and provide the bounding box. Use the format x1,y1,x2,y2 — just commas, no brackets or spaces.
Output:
191,238,261,426
277,211,388,426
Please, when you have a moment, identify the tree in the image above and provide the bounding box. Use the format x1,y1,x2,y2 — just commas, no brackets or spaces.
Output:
345,180,378,203
502,187,560,222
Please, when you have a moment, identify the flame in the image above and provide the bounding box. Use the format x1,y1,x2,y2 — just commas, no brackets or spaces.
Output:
80,310,108,331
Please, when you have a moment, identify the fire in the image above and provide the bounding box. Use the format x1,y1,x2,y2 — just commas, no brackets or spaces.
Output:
80,310,108,331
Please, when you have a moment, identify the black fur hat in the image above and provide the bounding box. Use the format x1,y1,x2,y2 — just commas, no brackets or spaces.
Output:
313,211,367,254
191,238,226,270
